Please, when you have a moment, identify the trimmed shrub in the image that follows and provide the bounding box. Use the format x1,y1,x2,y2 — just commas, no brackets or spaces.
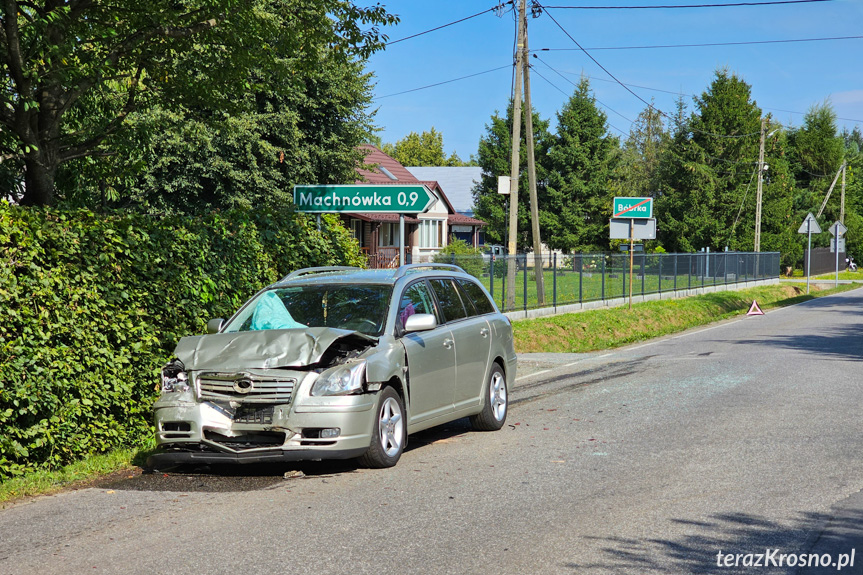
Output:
0,203,362,479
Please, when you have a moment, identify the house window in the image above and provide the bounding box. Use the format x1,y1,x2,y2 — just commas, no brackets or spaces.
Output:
350,219,364,247
419,220,444,248
379,223,397,247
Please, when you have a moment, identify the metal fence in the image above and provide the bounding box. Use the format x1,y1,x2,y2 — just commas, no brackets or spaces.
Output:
435,251,781,313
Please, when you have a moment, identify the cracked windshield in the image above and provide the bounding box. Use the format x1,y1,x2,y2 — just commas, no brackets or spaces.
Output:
223,285,392,336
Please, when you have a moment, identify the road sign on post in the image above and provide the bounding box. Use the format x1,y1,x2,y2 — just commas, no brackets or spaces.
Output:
797,212,821,294
613,197,653,219
611,198,656,310
797,212,821,235
293,184,436,267
610,218,656,240
829,220,848,237
293,184,435,214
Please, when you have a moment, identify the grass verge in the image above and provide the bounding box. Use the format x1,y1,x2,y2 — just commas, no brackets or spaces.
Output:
0,440,158,507
514,282,861,354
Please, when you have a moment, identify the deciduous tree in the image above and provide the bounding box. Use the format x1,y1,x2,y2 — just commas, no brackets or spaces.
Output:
0,0,396,206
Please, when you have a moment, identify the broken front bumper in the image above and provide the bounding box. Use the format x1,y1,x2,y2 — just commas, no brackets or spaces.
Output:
150,384,378,466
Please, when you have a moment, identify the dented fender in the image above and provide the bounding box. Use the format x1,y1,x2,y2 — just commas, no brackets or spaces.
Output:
361,334,406,387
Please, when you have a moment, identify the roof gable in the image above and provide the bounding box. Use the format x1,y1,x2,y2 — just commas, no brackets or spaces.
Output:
356,145,419,184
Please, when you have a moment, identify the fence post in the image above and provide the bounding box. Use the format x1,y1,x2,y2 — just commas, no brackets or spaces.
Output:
658,254,663,294
501,255,507,311
622,254,626,298
673,254,677,291
688,254,692,290
522,254,528,312
601,256,606,301
489,255,495,300
641,253,646,295
578,254,583,303
553,253,558,310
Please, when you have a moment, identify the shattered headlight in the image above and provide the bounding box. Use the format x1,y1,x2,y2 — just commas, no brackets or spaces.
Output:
310,361,366,396
161,360,189,393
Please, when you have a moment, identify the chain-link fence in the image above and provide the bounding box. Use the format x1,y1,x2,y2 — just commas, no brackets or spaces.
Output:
435,251,780,313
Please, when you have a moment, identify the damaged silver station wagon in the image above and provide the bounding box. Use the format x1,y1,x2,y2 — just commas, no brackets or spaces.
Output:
148,264,516,469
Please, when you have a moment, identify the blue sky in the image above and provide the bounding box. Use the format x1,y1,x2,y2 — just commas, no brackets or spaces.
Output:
367,0,863,161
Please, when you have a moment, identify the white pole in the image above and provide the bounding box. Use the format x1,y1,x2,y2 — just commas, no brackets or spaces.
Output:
399,214,405,266
806,224,812,295
835,234,840,287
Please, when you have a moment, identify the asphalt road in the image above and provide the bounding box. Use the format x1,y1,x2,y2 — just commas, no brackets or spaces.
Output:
1,288,862,575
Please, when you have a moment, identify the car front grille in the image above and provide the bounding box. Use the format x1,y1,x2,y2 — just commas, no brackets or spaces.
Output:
197,372,296,404
233,405,275,424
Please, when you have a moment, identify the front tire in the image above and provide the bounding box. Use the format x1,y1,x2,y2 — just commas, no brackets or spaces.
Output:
470,364,507,431
358,386,406,468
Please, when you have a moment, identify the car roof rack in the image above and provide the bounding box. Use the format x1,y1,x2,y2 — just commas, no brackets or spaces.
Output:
280,266,363,281
393,263,465,280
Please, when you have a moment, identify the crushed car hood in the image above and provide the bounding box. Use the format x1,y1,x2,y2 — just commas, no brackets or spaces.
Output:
173,327,377,371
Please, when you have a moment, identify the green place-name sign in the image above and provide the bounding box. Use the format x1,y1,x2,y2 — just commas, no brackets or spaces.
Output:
612,197,653,219
293,185,435,214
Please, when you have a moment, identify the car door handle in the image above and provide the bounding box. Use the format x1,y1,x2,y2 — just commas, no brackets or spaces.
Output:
443,338,454,349
480,328,489,338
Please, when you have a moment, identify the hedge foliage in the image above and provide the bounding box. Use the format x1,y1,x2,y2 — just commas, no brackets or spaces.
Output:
0,202,363,479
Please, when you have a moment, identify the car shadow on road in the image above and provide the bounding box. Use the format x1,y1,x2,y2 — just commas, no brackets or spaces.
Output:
110,419,476,493
561,491,863,574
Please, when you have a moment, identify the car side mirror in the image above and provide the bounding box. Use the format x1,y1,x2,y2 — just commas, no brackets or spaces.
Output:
207,318,225,334
404,313,437,333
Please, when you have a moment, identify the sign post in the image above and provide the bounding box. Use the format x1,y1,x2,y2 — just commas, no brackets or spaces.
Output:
829,220,848,287
293,185,436,267
797,213,822,294
611,198,655,310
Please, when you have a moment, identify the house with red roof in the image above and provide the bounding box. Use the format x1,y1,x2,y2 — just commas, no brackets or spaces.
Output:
344,145,486,268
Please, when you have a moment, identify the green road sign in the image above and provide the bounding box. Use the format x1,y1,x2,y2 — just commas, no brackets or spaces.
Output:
293,185,435,214
612,197,653,219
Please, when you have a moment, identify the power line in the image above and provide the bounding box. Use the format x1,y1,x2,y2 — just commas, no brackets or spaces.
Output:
566,72,863,125
542,0,832,9
536,35,863,51
530,66,630,135
538,5,656,112
385,2,513,46
375,65,511,99
533,55,634,124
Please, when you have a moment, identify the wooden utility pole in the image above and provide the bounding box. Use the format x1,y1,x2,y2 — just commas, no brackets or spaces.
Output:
522,8,544,304
505,0,525,311
754,116,766,253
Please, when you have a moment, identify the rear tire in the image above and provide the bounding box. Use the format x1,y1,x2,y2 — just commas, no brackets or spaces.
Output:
358,386,406,468
470,364,507,431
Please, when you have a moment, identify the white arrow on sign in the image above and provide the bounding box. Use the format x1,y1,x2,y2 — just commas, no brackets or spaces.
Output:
797,213,822,235
829,221,848,237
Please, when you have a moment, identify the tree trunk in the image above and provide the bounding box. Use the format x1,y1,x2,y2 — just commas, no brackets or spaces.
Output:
21,152,57,207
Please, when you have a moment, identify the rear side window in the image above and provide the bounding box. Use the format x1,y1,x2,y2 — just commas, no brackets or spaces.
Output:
458,280,495,315
429,279,467,323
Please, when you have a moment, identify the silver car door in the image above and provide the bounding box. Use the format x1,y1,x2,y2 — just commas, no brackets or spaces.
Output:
398,280,456,424
428,278,493,413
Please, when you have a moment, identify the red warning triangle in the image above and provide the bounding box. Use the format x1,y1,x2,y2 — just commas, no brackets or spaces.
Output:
747,300,764,316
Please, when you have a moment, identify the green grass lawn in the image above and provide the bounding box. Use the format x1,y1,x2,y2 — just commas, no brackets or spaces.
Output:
513,282,859,353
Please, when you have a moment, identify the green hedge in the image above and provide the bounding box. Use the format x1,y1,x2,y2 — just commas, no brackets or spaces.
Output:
0,202,363,479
